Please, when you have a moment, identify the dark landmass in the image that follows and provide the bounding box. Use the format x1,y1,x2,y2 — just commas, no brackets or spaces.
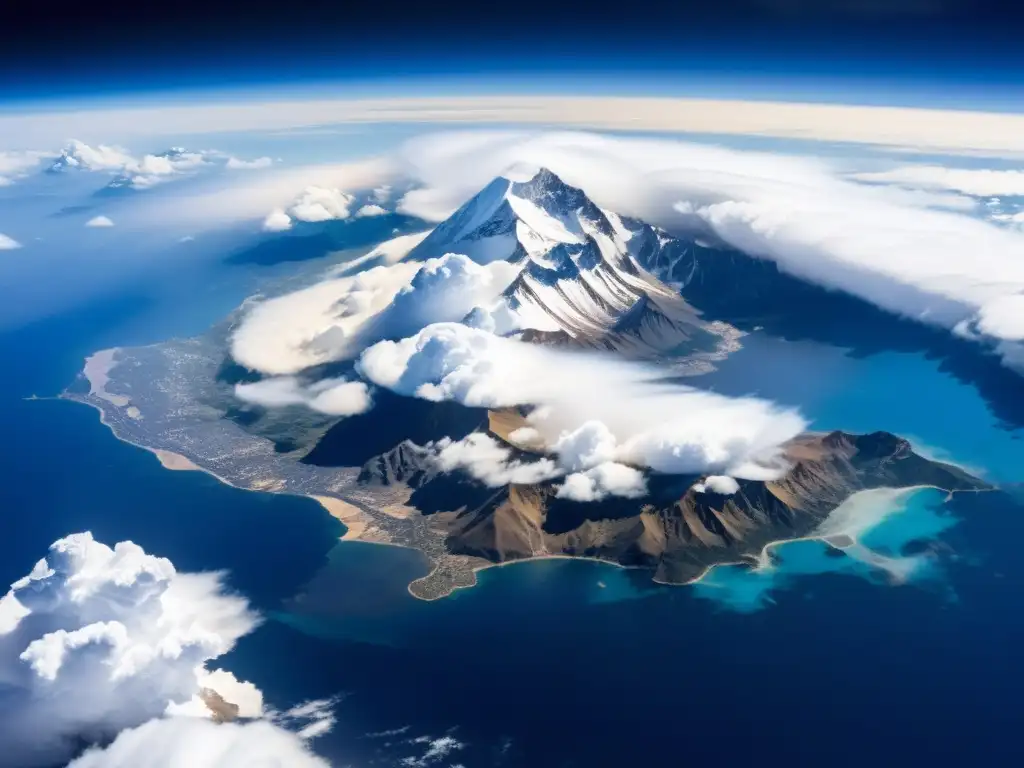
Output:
60,169,1007,601
361,422,990,588
303,391,488,468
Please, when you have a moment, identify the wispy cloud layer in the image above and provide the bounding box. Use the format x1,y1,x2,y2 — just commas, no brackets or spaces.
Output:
8,96,1024,154
396,131,1024,369
0,149,53,185
132,158,393,229
225,155,274,170
853,165,1024,197
230,255,514,375
50,141,210,189
45,140,276,191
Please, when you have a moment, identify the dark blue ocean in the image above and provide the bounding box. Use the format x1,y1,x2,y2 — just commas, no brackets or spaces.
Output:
3,255,1024,767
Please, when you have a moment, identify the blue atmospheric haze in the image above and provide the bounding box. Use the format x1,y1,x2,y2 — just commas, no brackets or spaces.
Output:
2,84,1024,764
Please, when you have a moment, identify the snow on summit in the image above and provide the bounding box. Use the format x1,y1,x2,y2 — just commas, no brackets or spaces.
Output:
232,167,718,377
406,166,709,345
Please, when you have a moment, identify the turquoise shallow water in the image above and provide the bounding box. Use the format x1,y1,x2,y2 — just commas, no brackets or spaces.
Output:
695,334,1024,482
692,487,958,613
3,283,1024,766
261,333,1024,765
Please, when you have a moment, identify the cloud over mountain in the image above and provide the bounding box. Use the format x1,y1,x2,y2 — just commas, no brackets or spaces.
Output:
692,475,740,495
432,433,561,487
48,141,213,189
0,533,263,767
235,376,373,416
852,165,1024,197
49,140,136,172
358,322,806,481
396,131,1024,370
230,255,514,375
557,461,647,502
47,140,277,192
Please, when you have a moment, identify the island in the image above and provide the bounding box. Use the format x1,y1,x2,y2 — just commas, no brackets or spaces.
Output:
61,168,992,600
64,345,988,599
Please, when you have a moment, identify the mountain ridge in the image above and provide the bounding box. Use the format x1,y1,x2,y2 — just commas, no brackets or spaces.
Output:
406,166,721,356
357,426,989,586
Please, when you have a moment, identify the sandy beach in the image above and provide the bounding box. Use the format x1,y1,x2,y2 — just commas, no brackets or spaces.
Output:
68,354,988,604
311,495,372,540
154,449,202,472
83,348,133,407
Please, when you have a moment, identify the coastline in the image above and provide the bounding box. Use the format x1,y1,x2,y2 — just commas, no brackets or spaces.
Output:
63,385,678,602
311,496,372,541
83,348,131,408
64,349,986,604
67,391,981,603
454,483,983,597
61,383,381,549
154,449,202,472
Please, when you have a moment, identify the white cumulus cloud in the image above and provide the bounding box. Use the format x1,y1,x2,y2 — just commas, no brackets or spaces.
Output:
358,323,806,480
432,433,560,487
395,130,1024,370
50,141,212,189
852,165,1024,197
235,376,373,417
226,156,274,170
230,254,513,375
424,431,646,500
355,203,388,217
46,142,277,192
288,186,355,223
85,215,114,228
557,463,647,502
262,209,293,232
692,475,740,495
231,261,422,374
259,186,358,231
66,716,330,768
0,533,262,768
359,254,518,343
0,233,21,250
53,140,136,171
371,184,393,203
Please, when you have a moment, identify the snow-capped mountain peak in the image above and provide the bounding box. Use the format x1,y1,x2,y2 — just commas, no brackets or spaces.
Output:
406,167,715,354
407,166,624,264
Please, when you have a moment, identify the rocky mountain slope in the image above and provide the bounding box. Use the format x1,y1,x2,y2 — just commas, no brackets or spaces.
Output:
406,167,718,355
359,424,988,584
